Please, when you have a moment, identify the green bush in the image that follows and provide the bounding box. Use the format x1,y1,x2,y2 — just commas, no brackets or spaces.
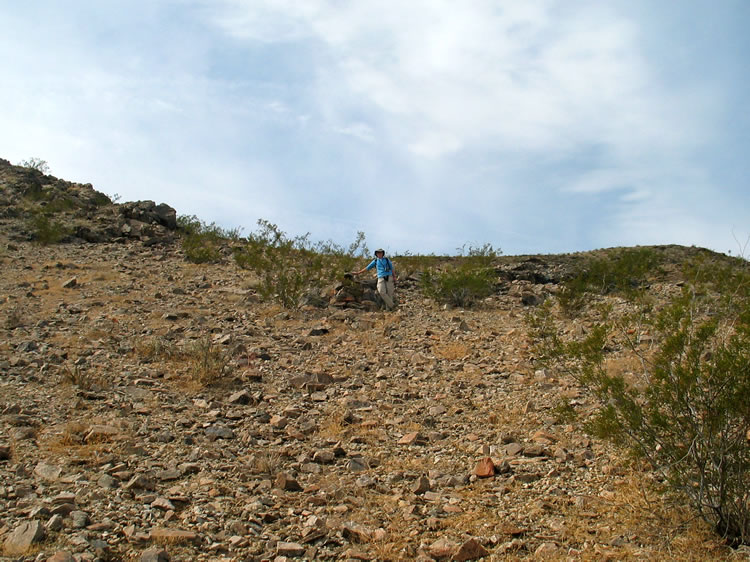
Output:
28,213,71,244
559,248,662,315
177,215,241,264
421,265,496,308
234,220,368,308
532,258,750,545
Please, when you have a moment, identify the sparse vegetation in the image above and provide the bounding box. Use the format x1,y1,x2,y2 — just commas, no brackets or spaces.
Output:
420,244,500,308
233,219,369,308
27,212,71,244
17,157,50,174
185,336,230,387
177,214,240,263
558,247,662,315
530,255,750,545
134,334,229,388
4,306,23,330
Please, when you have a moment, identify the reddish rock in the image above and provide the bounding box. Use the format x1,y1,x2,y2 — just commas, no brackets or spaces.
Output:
398,432,426,445
430,537,458,559
275,472,302,491
452,538,489,561
474,457,496,478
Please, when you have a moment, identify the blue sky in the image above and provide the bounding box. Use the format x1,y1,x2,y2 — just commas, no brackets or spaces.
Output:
1,1,748,256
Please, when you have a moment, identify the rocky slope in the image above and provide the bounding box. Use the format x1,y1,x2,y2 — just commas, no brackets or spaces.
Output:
0,160,741,561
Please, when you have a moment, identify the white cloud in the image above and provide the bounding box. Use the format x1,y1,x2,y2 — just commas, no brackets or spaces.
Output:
0,1,742,255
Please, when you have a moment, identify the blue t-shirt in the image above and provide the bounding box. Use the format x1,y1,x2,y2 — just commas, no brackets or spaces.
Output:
366,257,394,278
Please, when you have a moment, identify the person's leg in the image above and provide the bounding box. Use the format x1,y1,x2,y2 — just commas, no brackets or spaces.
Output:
377,277,394,309
385,277,396,308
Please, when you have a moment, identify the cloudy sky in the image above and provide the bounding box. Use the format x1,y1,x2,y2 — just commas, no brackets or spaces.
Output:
1,1,748,256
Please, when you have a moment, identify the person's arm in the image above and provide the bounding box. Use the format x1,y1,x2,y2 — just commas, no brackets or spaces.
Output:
353,259,375,276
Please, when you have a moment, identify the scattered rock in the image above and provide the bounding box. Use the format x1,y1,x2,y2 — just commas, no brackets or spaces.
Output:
3,520,45,556
275,472,302,491
453,538,490,561
473,457,495,478
140,547,170,562
150,528,198,544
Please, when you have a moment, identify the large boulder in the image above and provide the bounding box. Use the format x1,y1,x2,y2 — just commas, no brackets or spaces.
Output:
119,201,177,230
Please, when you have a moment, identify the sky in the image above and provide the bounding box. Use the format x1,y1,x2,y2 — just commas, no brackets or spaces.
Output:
1,1,748,256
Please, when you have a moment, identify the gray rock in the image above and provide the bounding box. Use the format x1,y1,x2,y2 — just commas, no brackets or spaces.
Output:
46,514,64,532
205,425,235,440
125,474,156,491
4,520,45,556
70,510,90,528
34,462,63,481
97,474,118,489
46,552,76,562
141,547,170,562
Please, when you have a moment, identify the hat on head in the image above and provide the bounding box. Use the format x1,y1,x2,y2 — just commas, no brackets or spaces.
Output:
374,249,385,256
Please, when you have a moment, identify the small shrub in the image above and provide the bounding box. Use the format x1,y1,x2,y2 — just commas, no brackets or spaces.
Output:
28,213,71,244
18,157,50,174
234,220,368,308
4,307,23,330
61,365,104,391
186,337,229,386
135,336,176,362
395,252,441,278
421,266,496,308
92,192,113,207
177,215,239,264
559,248,662,315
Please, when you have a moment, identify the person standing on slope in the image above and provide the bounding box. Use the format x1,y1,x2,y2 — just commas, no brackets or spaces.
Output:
353,249,397,310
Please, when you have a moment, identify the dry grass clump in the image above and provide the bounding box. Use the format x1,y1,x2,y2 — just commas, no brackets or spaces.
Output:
246,451,283,476
133,334,229,389
433,341,471,360
558,469,731,560
184,336,229,387
317,407,351,440
60,364,107,391
3,305,24,329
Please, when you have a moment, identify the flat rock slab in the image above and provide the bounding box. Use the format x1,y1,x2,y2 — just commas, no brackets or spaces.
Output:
4,520,45,556
150,528,199,544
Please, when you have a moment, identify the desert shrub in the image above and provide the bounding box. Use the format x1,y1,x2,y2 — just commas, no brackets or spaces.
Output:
134,336,176,361
18,157,50,174
4,306,23,330
421,244,499,308
28,213,71,244
531,258,750,545
234,220,368,308
178,214,240,264
41,196,75,214
421,266,496,308
395,252,441,278
92,192,113,207
559,248,662,315
185,336,229,386
461,242,500,269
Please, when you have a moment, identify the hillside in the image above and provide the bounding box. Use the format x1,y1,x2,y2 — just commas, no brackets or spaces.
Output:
0,159,745,561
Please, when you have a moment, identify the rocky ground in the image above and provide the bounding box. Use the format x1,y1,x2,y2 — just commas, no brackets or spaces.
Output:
0,160,746,561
